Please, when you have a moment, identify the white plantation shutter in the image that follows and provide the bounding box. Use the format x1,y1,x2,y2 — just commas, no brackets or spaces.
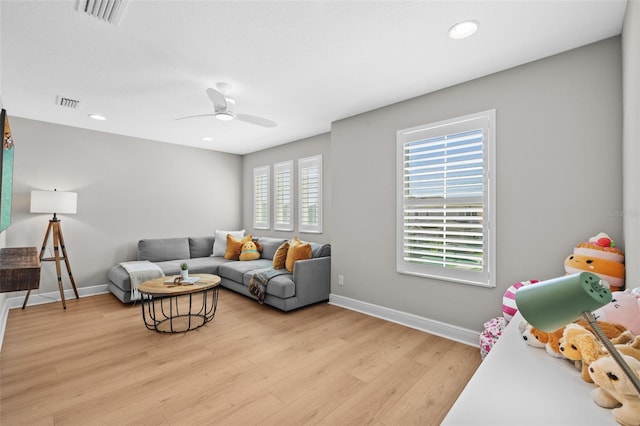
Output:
274,160,294,231
397,110,496,287
253,165,270,229
298,155,322,233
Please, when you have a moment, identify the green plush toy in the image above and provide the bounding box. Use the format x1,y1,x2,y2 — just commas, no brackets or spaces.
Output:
239,241,261,261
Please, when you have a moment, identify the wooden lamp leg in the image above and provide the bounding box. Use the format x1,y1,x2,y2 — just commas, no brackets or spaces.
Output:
56,221,79,300
22,218,79,310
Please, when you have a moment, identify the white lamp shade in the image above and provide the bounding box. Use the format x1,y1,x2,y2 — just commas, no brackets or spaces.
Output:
30,190,77,214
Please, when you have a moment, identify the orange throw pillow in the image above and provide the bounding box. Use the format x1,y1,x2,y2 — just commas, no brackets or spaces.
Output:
273,241,290,269
285,237,312,272
225,234,252,260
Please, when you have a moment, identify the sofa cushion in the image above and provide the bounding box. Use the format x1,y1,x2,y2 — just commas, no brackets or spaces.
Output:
179,256,231,274
137,238,190,262
242,270,295,299
212,229,245,256
310,242,331,258
272,241,289,269
218,259,272,283
256,237,288,260
189,236,214,258
285,237,312,272
224,234,252,260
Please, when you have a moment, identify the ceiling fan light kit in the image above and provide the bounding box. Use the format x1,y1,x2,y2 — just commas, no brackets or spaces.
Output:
215,97,236,121
215,113,234,121
175,83,277,128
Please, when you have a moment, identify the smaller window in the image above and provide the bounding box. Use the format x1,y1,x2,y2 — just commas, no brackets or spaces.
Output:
274,160,294,231
298,155,323,233
253,165,270,229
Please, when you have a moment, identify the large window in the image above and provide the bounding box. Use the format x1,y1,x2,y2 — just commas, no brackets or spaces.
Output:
274,160,294,231
298,155,323,233
396,110,496,287
253,165,270,229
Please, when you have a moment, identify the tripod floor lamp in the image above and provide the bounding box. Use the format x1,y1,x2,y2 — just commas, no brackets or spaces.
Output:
25,189,79,309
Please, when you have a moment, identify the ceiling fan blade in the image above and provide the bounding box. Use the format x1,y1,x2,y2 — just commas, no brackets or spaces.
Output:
236,113,277,128
174,113,216,121
206,88,227,110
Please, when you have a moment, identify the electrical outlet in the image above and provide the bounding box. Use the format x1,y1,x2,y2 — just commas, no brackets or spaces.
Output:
338,275,344,286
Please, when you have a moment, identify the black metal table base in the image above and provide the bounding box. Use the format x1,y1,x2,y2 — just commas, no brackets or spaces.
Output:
140,287,218,333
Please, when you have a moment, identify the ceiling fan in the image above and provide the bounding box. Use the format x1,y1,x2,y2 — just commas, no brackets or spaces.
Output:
175,82,277,128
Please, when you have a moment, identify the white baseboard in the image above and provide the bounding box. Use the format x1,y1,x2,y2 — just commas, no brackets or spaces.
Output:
329,294,480,348
0,284,110,351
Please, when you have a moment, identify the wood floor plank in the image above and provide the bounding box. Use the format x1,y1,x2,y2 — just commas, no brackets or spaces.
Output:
0,289,481,425
378,343,481,425
259,370,365,426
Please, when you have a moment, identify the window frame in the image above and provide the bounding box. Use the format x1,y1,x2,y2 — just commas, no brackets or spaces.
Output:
273,160,294,231
298,154,323,234
253,165,270,230
396,109,496,288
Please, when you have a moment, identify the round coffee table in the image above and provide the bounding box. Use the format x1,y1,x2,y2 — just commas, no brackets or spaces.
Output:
138,273,221,333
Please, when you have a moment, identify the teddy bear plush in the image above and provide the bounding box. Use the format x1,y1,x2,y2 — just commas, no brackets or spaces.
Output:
594,288,640,335
559,322,633,382
239,241,261,261
589,354,640,426
565,232,625,291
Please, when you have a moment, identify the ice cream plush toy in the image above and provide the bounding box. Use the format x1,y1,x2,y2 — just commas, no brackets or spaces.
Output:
565,232,625,291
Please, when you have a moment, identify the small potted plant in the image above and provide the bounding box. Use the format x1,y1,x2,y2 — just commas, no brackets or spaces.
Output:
180,262,189,280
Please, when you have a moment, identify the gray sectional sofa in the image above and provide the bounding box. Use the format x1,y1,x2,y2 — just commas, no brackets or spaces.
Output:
107,236,331,311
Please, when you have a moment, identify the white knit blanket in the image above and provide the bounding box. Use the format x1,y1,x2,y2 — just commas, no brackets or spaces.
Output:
120,261,165,301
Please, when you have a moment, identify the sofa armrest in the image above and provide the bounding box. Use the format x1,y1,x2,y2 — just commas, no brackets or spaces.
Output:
292,256,331,306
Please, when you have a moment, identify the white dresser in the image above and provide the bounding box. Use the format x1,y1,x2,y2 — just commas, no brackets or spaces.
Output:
442,312,616,425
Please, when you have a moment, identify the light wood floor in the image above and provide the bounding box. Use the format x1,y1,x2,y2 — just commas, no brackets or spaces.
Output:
0,289,481,425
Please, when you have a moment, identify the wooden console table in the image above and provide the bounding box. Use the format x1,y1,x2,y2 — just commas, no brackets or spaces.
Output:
0,247,41,292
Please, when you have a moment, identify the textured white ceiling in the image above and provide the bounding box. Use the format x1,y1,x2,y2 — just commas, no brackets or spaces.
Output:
0,0,628,155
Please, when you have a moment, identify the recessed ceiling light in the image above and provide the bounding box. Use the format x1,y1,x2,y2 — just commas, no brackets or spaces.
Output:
448,20,479,40
202,137,213,142
88,114,106,121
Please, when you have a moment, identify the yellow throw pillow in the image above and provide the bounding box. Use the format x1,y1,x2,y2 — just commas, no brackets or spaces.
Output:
285,237,312,272
272,241,290,269
225,234,252,260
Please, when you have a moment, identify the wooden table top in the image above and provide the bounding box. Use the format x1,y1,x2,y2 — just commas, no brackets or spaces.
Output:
138,273,221,296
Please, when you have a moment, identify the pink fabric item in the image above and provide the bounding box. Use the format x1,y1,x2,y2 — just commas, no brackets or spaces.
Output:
480,316,508,359
502,280,539,322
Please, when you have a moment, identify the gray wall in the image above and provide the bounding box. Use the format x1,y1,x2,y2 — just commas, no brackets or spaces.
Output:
5,118,242,294
623,0,640,283
242,132,331,244
330,37,623,332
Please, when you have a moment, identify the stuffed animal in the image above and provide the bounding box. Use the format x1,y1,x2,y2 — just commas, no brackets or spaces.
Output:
239,241,261,261
480,316,508,359
502,279,538,322
559,322,632,382
589,354,640,426
520,322,545,348
594,288,640,335
565,232,625,291
480,279,540,358
521,324,566,358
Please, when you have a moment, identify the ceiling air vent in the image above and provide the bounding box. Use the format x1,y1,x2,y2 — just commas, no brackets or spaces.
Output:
56,96,81,109
76,0,128,25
